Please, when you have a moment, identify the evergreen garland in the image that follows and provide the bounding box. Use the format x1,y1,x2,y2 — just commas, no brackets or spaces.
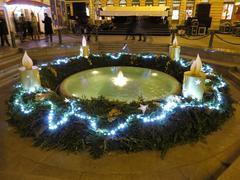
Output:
8,53,234,158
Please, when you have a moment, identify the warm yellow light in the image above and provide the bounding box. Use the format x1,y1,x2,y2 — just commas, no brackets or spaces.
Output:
182,54,205,101
190,54,202,76
151,73,158,76
22,51,33,70
112,71,128,87
92,70,99,75
80,36,90,58
82,36,87,47
173,36,178,47
182,75,205,101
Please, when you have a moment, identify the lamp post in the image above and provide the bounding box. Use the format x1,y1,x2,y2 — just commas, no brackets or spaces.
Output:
208,30,215,49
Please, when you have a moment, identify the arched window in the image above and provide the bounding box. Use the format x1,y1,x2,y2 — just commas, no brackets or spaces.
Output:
145,0,153,6
107,0,114,6
132,0,140,6
120,0,127,7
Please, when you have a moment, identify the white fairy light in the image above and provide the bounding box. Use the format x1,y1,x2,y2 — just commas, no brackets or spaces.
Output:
11,55,228,137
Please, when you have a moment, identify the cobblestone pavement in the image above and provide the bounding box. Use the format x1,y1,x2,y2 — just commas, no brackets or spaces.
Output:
0,84,239,180
5,33,239,53
0,34,240,180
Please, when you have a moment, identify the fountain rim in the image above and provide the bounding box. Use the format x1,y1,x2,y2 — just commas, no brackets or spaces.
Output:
8,52,232,158
59,66,181,102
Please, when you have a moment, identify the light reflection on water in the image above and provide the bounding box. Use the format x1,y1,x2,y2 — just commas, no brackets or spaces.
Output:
60,66,180,102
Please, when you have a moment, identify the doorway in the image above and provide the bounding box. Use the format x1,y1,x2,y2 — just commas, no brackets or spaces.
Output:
72,2,87,24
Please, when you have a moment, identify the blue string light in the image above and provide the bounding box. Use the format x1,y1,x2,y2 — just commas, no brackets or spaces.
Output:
12,55,227,137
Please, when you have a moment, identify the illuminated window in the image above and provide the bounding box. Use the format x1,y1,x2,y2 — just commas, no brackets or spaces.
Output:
159,0,166,5
132,0,140,6
172,0,180,20
107,0,114,6
221,2,234,20
146,0,153,6
186,0,195,19
120,0,126,7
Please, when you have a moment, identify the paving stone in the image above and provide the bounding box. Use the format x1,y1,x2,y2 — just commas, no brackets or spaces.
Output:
81,173,132,180
230,158,240,171
0,171,24,180
215,141,240,166
30,163,81,180
22,174,62,180
179,157,225,180
218,167,240,180
1,36,240,179
39,151,92,172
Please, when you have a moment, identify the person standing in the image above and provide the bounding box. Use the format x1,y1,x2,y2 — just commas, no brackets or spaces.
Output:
31,12,40,40
125,18,135,40
42,13,53,42
0,17,10,47
136,17,146,42
18,14,25,42
84,18,92,41
74,16,81,35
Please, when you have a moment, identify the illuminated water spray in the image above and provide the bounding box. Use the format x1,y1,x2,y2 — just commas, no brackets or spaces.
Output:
112,71,129,87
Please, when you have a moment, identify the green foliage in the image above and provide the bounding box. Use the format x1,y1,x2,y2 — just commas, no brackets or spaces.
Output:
8,53,234,158
78,96,158,129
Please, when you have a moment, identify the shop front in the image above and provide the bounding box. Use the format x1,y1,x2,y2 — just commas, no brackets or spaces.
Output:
5,0,51,34
0,1,11,45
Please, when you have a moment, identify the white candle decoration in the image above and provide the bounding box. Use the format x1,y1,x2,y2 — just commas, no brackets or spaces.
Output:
80,36,90,58
22,51,33,70
19,51,41,91
82,35,87,47
169,36,181,61
182,54,206,101
173,36,178,46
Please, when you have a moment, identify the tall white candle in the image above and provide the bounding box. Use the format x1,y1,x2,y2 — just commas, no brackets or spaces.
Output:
169,36,181,61
19,51,41,91
80,36,90,58
182,54,206,101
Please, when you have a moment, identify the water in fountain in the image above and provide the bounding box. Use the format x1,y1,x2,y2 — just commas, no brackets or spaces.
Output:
60,66,180,102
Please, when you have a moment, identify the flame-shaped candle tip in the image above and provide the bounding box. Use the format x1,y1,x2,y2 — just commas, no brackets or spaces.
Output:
22,51,33,70
173,36,178,46
82,36,87,47
190,54,203,75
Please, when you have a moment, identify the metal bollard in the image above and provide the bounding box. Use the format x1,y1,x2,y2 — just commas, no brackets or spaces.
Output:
10,31,16,48
95,27,98,42
208,30,215,49
58,28,62,44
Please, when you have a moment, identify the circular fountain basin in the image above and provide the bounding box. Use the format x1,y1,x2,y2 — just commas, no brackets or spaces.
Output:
60,66,180,102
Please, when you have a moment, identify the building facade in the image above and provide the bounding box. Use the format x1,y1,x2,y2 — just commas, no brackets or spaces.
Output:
66,0,240,30
0,0,66,42
5,0,51,33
